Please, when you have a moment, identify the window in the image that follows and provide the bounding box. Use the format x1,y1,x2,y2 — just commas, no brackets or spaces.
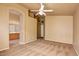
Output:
9,24,19,33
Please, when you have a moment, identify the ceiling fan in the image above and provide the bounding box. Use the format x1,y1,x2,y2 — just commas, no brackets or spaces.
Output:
30,3,54,16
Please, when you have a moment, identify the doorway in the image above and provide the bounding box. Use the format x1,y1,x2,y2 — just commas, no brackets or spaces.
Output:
9,11,20,47
37,15,45,40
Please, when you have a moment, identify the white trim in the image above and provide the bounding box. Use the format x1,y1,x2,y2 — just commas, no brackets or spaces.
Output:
73,46,79,56
0,48,9,51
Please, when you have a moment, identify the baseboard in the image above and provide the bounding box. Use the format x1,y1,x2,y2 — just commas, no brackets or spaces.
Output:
0,48,9,51
45,39,72,45
73,46,79,56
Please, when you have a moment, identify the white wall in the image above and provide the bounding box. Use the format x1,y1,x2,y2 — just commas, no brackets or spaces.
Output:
73,6,79,55
26,16,37,43
45,16,73,44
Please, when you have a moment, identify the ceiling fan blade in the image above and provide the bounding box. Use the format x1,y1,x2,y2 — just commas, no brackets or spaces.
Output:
36,11,46,16
30,10,39,12
39,3,44,11
43,10,54,12
30,3,54,13
30,10,54,12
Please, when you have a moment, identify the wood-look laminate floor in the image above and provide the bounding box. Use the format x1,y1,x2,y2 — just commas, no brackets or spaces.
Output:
0,39,77,56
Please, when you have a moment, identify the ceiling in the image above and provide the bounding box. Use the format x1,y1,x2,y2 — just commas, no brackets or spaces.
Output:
21,3,79,15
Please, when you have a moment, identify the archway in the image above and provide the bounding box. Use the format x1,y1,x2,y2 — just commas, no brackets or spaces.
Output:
9,9,26,47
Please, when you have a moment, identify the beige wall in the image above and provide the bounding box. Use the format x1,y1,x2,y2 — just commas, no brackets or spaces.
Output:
45,16,73,44
0,4,37,51
0,8,9,51
0,4,27,51
73,6,79,55
26,16,37,43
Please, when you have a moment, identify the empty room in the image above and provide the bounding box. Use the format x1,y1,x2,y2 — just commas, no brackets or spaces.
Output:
0,3,79,56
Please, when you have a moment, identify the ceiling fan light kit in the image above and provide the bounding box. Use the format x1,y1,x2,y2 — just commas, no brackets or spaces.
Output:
36,11,46,16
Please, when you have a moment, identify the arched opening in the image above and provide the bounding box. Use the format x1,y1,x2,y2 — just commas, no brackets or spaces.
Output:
9,9,25,48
